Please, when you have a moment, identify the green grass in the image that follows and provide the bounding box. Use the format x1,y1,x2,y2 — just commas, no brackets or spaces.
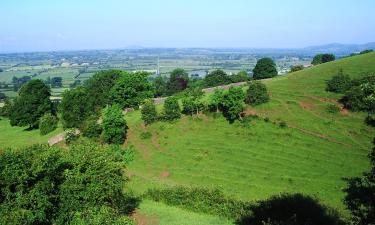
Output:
125,53,375,214
136,199,233,225
0,117,63,149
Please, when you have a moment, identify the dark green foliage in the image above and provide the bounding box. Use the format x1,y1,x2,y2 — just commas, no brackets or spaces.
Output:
344,139,375,225
0,144,137,225
326,104,341,114
166,68,189,95
59,87,89,128
153,76,167,97
51,77,63,88
209,88,225,112
12,75,31,91
237,193,346,225
110,71,153,109
0,99,12,117
221,87,245,123
145,187,251,219
230,71,250,83
10,79,51,128
312,54,335,65
81,115,102,138
65,129,79,144
360,49,374,54
341,76,375,112
102,105,128,144
84,70,122,111
365,114,375,127
70,79,82,88
39,113,58,135
163,96,181,121
245,81,269,105
253,58,278,79
141,100,158,125
326,69,352,93
204,69,231,87
290,65,304,72
279,121,287,128
0,92,7,101
182,87,204,115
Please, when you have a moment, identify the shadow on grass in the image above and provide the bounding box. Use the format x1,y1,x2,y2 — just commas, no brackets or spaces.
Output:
236,193,347,225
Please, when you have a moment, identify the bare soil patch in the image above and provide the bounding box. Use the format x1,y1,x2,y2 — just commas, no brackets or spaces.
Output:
132,210,159,225
159,170,170,179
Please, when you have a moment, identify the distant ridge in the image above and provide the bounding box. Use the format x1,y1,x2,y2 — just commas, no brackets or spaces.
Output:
302,42,375,56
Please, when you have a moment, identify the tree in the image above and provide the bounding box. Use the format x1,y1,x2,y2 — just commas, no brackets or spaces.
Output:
182,87,204,115
230,70,250,83
153,76,167,97
340,76,375,112
360,49,374,54
70,79,82,88
344,138,375,225
0,99,12,117
84,70,123,111
326,69,352,93
51,77,63,88
141,100,158,125
221,87,245,123
209,88,225,112
204,69,231,87
290,65,304,72
81,115,102,138
312,54,335,65
12,76,31,91
9,79,51,128
166,68,189,95
245,81,269,106
59,86,89,128
110,71,153,109
253,58,278,79
0,92,7,101
39,113,58,135
102,105,128,144
163,96,181,121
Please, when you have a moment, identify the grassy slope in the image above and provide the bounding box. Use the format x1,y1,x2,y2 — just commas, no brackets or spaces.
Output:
0,118,63,149
125,53,375,222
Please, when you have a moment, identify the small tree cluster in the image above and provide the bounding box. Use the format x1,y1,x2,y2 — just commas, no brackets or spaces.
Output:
166,68,189,95
182,87,204,115
163,96,181,121
326,69,352,93
290,65,304,72
221,87,245,123
340,75,375,112
312,54,335,65
141,100,158,125
204,69,231,87
253,58,278,80
245,81,269,106
102,105,128,144
81,115,103,138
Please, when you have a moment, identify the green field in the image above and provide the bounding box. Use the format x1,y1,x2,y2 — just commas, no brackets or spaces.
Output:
124,53,375,221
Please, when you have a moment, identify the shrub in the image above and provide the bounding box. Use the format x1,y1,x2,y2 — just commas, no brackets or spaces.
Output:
312,54,335,65
163,96,181,121
39,113,58,135
102,105,128,144
326,104,341,114
65,128,79,144
166,68,189,95
221,87,245,123
290,65,304,72
279,121,287,128
141,100,158,125
326,69,352,93
204,69,231,87
245,81,270,105
237,193,346,225
341,76,375,112
81,115,102,138
365,114,375,127
145,187,251,219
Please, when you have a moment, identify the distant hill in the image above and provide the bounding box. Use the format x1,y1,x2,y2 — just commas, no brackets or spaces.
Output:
302,42,375,56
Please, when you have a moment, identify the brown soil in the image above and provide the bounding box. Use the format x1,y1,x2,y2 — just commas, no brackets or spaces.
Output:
299,101,314,110
244,108,257,116
159,170,170,179
132,210,159,225
341,107,349,115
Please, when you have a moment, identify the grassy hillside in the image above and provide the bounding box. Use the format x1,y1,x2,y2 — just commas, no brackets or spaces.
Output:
125,52,375,218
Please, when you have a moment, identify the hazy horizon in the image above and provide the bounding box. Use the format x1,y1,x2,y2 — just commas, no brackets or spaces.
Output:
1,0,375,53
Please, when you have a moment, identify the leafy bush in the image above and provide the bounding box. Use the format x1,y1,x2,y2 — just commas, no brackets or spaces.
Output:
341,76,375,112
166,68,189,95
39,113,58,135
365,114,375,127
230,71,249,83
290,65,304,72
253,58,278,79
326,69,352,93
237,193,346,225
163,96,181,121
141,100,158,125
221,87,245,123
65,128,79,144
209,88,225,112
204,69,231,87
0,99,12,117
326,104,341,114
102,105,128,144
81,115,102,138
245,81,270,105
145,187,251,219
312,54,335,65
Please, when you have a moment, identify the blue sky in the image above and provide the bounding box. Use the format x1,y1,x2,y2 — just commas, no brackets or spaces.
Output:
0,0,374,52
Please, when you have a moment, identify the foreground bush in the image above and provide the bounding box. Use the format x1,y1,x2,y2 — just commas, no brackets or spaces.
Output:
0,144,137,225
39,113,58,135
237,193,346,225
245,81,269,106
326,69,352,93
102,105,128,144
145,187,251,219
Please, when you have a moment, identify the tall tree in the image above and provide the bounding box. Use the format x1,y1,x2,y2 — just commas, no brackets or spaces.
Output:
59,86,89,128
9,79,51,128
221,87,245,123
141,100,158,125
153,76,167,97
166,68,189,95
204,69,231,87
110,71,153,109
253,58,278,79
102,104,128,144
209,88,225,112
163,96,181,121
